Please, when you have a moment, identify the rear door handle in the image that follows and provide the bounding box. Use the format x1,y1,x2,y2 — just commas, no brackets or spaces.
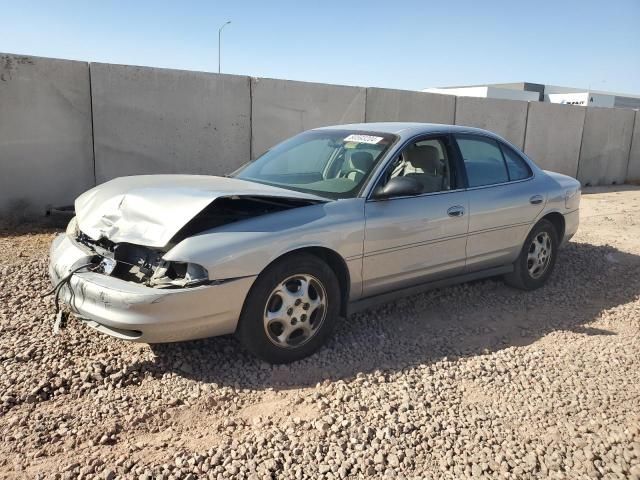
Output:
529,195,544,205
447,205,465,217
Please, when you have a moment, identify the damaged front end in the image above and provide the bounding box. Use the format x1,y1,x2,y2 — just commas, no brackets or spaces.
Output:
76,230,210,289
68,194,323,289
69,217,208,289
49,175,330,342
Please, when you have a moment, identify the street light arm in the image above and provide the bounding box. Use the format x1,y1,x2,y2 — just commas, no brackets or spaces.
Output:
218,20,231,74
219,20,231,34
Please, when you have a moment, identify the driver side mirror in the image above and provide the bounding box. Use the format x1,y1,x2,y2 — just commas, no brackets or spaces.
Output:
373,176,423,199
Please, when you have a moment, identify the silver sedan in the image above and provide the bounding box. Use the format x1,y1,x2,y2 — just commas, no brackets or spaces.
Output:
49,123,580,363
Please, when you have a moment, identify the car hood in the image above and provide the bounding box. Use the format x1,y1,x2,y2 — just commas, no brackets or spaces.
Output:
75,175,327,248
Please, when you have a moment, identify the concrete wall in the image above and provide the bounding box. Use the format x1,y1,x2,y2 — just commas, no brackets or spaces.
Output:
0,53,94,215
523,102,586,177
365,88,455,124
455,96,529,148
91,63,251,183
251,78,366,158
3,52,640,218
627,111,640,183
577,107,636,186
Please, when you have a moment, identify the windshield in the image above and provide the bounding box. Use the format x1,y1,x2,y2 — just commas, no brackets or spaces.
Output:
233,129,397,199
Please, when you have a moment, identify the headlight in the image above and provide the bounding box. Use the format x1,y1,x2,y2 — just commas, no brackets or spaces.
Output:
66,216,79,237
149,261,209,288
185,263,209,283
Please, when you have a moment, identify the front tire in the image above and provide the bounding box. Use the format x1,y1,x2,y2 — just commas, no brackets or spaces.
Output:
236,253,341,363
505,219,559,290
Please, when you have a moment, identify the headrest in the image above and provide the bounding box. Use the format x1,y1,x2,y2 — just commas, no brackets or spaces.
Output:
349,151,374,171
405,145,441,173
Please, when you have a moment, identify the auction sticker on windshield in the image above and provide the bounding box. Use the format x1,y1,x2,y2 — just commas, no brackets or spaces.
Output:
343,134,384,144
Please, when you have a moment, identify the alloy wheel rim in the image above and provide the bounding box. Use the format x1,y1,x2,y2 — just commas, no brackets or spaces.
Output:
263,274,327,349
527,231,552,279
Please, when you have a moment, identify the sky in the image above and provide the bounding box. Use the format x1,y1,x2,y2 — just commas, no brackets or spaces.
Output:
2,0,639,94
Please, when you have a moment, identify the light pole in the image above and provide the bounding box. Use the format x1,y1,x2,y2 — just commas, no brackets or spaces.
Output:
218,20,231,73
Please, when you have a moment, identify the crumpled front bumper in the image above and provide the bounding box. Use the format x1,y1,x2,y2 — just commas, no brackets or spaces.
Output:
48,234,256,343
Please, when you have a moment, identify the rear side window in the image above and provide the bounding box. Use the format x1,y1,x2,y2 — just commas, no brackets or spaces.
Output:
500,144,532,181
456,135,509,187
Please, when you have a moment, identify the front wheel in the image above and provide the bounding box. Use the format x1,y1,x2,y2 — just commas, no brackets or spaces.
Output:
504,219,559,290
236,253,341,363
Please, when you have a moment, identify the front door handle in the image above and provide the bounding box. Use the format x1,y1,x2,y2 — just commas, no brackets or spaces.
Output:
529,195,544,205
447,205,465,217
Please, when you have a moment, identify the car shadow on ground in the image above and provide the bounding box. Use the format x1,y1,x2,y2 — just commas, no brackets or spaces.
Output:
140,241,640,390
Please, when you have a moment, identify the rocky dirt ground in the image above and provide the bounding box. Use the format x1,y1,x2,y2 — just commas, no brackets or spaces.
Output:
1,186,639,479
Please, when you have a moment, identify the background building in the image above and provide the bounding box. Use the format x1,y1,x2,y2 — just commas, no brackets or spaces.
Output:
423,82,640,109
423,85,540,102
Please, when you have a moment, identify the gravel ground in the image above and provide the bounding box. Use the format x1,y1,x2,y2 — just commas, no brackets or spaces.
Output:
1,186,639,479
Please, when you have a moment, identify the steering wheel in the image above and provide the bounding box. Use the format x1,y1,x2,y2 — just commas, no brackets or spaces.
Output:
340,168,367,180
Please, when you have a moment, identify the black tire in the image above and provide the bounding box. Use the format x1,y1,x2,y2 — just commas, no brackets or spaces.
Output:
504,219,559,290
236,253,341,364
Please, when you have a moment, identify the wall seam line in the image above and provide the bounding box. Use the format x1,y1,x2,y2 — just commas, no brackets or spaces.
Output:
575,108,588,183
522,101,530,150
88,62,97,186
364,87,369,123
452,96,457,124
249,77,254,160
624,111,637,182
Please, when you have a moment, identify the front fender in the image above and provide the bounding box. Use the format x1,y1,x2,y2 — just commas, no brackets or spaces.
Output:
163,198,365,282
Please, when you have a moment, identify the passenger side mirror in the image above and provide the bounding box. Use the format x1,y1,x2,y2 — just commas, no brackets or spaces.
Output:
374,176,423,199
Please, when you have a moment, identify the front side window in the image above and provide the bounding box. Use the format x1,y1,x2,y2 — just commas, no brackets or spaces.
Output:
378,137,455,194
233,130,396,199
455,135,509,187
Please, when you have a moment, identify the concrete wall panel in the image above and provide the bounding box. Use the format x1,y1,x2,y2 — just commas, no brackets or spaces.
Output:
577,106,635,186
91,63,251,183
365,87,455,124
523,102,586,178
455,96,529,148
0,53,94,216
251,78,365,158
626,111,640,183
4,51,640,217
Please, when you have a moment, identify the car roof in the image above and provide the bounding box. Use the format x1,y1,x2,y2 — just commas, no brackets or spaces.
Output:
315,122,504,142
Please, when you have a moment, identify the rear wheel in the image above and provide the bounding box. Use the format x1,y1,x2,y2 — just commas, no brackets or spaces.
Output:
505,219,559,290
236,253,340,363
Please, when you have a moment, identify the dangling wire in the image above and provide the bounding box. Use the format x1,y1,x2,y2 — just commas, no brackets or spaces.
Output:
42,262,97,314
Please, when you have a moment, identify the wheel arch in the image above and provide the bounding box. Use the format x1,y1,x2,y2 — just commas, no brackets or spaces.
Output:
262,246,351,317
518,211,566,258
540,211,565,240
